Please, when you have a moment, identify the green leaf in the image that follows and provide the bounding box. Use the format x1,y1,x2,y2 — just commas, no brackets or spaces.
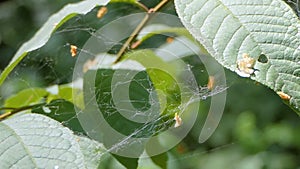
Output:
76,136,106,169
0,114,85,168
82,66,182,158
32,99,85,134
46,85,85,110
149,152,168,169
0,0,110,86
113,155,139,169
145,136,168,169
4,85,84,111
4,88,48,108
84,69,167,138
110,0,138,3
83,69,152,158
137,26,197,46
125,50,182,116
175,0,300,113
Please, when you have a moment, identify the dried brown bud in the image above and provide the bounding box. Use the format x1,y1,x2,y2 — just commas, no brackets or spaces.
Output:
131,40,142,49
174,113,182,128
97,7,107,19
207,76,215,90
166,37,174,43
70,45,77,57
277,91,291,100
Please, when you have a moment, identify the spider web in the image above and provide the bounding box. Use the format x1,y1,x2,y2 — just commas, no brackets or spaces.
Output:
0,2,229,166
0,0,300,168
68,11,228,158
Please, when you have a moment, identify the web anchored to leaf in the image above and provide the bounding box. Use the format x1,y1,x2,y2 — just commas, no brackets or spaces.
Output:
175,0,300,113
7,0,300,168
0,0,228,166
80,66,226,157
1,0,300,168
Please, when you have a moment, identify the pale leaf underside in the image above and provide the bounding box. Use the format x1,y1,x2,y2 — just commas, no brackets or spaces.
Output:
0,114,85,168
175,0,300,113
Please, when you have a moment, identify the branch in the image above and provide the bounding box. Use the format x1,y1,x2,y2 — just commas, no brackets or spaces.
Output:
113,0,171,64
0,103,45,121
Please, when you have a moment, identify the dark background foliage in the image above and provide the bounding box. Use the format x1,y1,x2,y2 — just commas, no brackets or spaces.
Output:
0,0,299,168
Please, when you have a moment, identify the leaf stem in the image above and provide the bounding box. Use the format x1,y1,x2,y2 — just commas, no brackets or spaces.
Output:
113,0,171,64
0,103,45,121
0,112,12,121
114,14,150,63
0,107,16,111
136,2,149,12
149,0,170,13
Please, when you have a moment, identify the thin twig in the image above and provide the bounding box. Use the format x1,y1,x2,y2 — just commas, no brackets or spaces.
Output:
148,0,170,13
113,0,171,64
114,14,150,63
0,112,12,120
0,107,17,111
0,103,45,121
136,2,149,12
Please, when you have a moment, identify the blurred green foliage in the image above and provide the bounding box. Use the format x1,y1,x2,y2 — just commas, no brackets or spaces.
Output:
0,0,81,70
0,0,299,168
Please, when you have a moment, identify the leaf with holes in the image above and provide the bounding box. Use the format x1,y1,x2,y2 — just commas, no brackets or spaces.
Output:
175,0,300,113
0,114,85,168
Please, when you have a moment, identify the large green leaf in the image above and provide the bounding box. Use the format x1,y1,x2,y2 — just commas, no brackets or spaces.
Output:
0,114,85,168
83,68,177,138
110,0,138,3
4,88,48,108
82,65,184,158
0,0,110,86
46,85,84,110
83,69,154,159
113,155,139,169
4,84,84,111
175,0,300,113
76,136,106,169
124,50,182,116
137,26,195,44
